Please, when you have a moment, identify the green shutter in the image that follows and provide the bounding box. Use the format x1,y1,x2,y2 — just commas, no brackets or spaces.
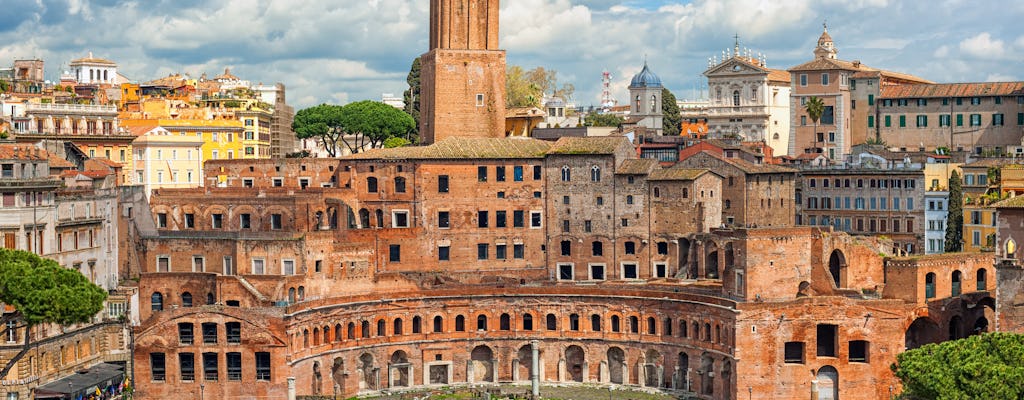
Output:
868,116,874,128
1018,113,1023,126
899,115,906,127
956,114,963,126
868,95,874,106
885,115,891,127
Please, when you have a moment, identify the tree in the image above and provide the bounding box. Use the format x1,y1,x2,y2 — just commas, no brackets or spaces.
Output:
293,104,346,157
340,100,416,153
0,249,107,379
506,65,574,108
584,113,625,127
662,88,681,136
805,96,825,153
402,57,421,142
383,137,411,148
946,170,964,252
892,332,1024,399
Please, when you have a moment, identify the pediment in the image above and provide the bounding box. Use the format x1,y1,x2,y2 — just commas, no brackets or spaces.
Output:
704,57,768,77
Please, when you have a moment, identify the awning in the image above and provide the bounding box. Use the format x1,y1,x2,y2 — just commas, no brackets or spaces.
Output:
34,363,124,399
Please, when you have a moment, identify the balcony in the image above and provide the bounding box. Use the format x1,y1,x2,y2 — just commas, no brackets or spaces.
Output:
26,103,117,114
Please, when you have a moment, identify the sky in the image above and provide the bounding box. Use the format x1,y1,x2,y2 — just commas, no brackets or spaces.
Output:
1,0,1023,110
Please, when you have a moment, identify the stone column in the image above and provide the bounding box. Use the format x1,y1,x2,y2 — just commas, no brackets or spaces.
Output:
657,365,664,388
672,366,680,389
810,379,819,400
467,360,475,384
287,377,296,400
513,359,521,382
491,359,499,383
531,340,540,398
581,361,589,383
599,361,609,383
557,358,566,382
622,361,629,385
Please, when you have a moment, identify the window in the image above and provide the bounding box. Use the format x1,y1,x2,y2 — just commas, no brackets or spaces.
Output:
530,212,542,228
513,166,523,181
478,211,488,228
477,166,488,182
176,352,196,381
560,240,571,256
653,262,667,278
438,211,450,229
184,213,195,229
560,166,571,181
916,115,927,127
272,178,283,187
454,315,466,331
867,94,874,106
226,352,242,381
394,177,407,193
271,214,282,230
971,97,981,105
203,323,218,344
496,166,506,182
884,115,891,127
993,113,1005,126
849,340,869,363
477,243,489,260
389,244,401,262
151,292,164,311
282,259,295,275
733,90,740,106
784,342,805,363
970,114,982,126
589,264,605,280
226,322,241,344
800,74,807,86
496,211,507,228
624,241,636,255
568,314,580,331
951,270,962,296
868,115,874,128
514,244,524,259
476,315,488,331
437,244,450,261
392,211,409,228
899,115,906,127
940,114,950,127
558,263,574,280
438,175,449,192
816,324,837,357
476,93,485,107
611,261,635,281
151,353,166,381
179,322,194,345
182,292,194,307
626,195,634,205
255,352,271,380
513,211,524,227
211,213,223,229
157,213,167,228
156,256,170,272
591,241,603,256
821,73,829,85
252,258,265,274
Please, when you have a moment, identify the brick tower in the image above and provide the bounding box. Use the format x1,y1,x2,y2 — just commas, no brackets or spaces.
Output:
420,0,507,144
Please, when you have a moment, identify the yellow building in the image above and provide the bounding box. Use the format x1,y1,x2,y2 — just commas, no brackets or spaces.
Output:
963,198,997,253
121,118,245,163
127,125,205,197
236,109,273,158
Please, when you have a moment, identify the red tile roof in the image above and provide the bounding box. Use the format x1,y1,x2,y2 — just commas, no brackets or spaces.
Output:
0,144,50,160
881,82,1024,99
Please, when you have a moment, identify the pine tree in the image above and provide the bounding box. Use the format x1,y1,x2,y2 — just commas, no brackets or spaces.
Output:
945,170,963,252
402,57,421,143
662,88,682,136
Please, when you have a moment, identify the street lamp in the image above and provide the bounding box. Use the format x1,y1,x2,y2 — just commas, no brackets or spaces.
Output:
199,383,205,400
67,381,73,400
748,386,753,400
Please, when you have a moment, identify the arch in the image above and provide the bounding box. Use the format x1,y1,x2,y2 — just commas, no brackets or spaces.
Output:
500,313,511,330
323,325,331,342
471,345,495,382
925,272,936,299
331,357,345,393
359,353,376,390
181,292,193,307
643,349,662,387
358,208,370,228
360,320,370,338
949,315,964,340
312,361,323,395
977,268,988,291
522,313,534,330
607,347,625,384
611,315,621,332
347,322,356,339
302,329,309,347
394,176,407,193
151,292,163,311
565,345,585,382
721,360,733,400
393,318,403,335
455,315,466,331
974,316,990,334
816,366,838,400
679,320,688,338
288,287,296,303
433,315,443,333
705,242,720,279
517,345,534,382
647,316,657,335
905,317,940,350
591,314,601,331
629,316,640,333
651,94,658,113
732,90,740,106
704,323,712,342
591,166,601,182
677,352,689,381
952,270,963,296
664,317,673,336
390,350,410,387
828,249,846,288
314,327,321,345
477,314,488,331
334,324,342,342
375,209,384,228
699,353,714,395
206,292,215,305
798,281,813,297
678,238,693,278
546,313,557,330
412,316,422,334
376,319,386,336
561,165,571,181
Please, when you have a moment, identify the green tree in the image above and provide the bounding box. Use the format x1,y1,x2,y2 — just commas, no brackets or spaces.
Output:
892,332,1024,399
402,57,421,142
340,100,416,154
946,170,964,252
0,249,107,379
293,104,346,157
584,113,625,127
0,80,9,93
383,137,411,148
506,65,574,108
662,88,681,136
805,96,825,153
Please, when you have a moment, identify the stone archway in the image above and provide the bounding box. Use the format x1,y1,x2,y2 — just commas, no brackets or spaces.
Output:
816,366,838,400
516,345,533,382
331,357,345,394
359,353,377,390
720,360,732,400
678,238,693,278
949,315,964,340
643,349,662,387
905,317,941,350
699,353,714,396
312,361,322,395
390,350,411,387
705,242,720,279
828,249,846,288
471,345,495,383
607,347,625,384
565,345,585,382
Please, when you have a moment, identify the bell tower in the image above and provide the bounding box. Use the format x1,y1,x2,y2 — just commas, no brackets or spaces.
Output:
420,0,507,144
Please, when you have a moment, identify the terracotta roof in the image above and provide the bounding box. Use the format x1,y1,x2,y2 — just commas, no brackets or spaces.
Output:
796,152,826,160
649,167,710,181
126,125,159,136
46,153,75,169
616,159,658,175
767,68,791,83
70,55,116,66
506,107,545,117
963,158,1017,169
347,137,552,160
993,195,1024,209
881,82,1024,99
214,68,241,81
548,137,630,155
687,150,796,174
788,57,865,72
85,158,122,169
0,144,50,161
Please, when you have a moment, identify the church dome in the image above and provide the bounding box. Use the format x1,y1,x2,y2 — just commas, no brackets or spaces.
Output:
630,62,663,88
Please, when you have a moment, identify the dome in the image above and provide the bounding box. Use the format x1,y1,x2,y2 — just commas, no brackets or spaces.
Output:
630,62,663,88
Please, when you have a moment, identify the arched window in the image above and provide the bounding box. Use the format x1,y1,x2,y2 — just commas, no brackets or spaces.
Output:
360,321,370,338
433,316,443,333
412,316,422,334
704,323,712,342
591,166,601,182
664,318,673,336
288,288,296,303
569,314,580,331
500,313,511,331
151,292,163,311
561,165,571,182
635,95,641,112
626,195,633,205
377,320,385,336
303,329,309,347
977,268,987,291
680,320,688,338
925,272,936,299
611,315,621,332
647,317,657,335
347,322,355,339
591,314,601,331
733,90,740,106
477,315,488,331
629,316,639,333
654,187,661,198
455,315,466,331
334,324,342,341
546,314,557,330
206,293,215,305
181,292,193,307
951,270,962,296
375,209,384,228
393,318,404,335
367,177,378,193
650,94,657,113
297,286,305,301
716,88,722,101
523,314,534,330
725,200,731,209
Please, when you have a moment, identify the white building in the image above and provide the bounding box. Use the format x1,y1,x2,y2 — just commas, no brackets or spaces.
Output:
924,190,950,254
381,93,405,109
704,43,791,155
70,53,118,85
627,62,664,135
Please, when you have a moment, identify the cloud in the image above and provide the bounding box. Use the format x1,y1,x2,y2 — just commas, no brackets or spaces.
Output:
959,32,1006,59
986,73,1017,82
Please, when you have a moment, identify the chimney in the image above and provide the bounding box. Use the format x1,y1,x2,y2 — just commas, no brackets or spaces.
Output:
852,60,861,68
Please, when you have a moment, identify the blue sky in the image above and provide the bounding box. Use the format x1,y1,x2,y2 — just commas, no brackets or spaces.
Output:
1,1,1022,109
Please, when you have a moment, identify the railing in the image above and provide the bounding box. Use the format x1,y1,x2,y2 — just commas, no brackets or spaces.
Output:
26,103,117,113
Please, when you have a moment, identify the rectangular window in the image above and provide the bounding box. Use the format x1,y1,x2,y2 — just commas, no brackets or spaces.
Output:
533,165,542,180
496,166,506,182
916,115,927,127
514,244,525,259
252,258,265,274
271,214,282,230
151,353,167,381
821,73,829,85
867,94,874,106
389,244,401,262
899,115,906,127
211,213,223,229
179,322,194,345
157,256,170,272
940,114,950,127
226,352,242,381
993,113,1004,126
956,114,963,126
495,211,507,228
478,211,489,228
970,114,981,126
971,97,981,105
240,213,251,229
558,264,574,280
513,166,523,181
560,240,571,256
784,342,805,363
282,259,295,275
1019,113,1024,126
438,175,450,192
867,115,874,128
157,213,167,228
226,322,241,344
255,352,271,381
530,212,542,228
849,340,869,363
438,245,450,261
622,263,638,279
392,211,409,228
590,264,605,280
477,243,489,260
438,211,450,228
816,324,838,357
653,263,667,278
272,178,283,187
495,244,507,260
477,166,487,182
202,323,218,344
800,74,807,86
624,241,636,255
513,210,525,227
884,115,891,127
179,353,195,381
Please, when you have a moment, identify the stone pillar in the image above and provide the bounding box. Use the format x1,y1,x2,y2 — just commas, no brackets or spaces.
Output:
513,359,521,382
810,379,819,400
672,366,680,389
638,362,646,387
491,359,499,383
531,340,540,398
287,377,296,400
622,361,629,385
581,361,589,383
557,358,566,382
467,360,475,384
657,365,664,388
357,368,366,390
599,361,609,383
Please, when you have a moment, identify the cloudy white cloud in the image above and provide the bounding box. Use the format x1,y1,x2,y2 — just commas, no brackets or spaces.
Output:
0,1,1021,109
